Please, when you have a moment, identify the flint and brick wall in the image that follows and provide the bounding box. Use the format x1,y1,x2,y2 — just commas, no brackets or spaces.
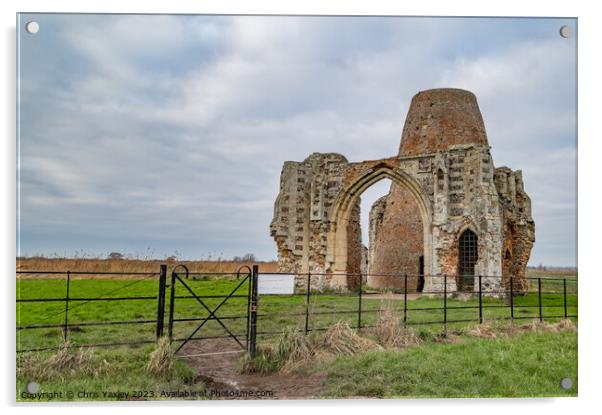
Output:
368,183,424,290
270,88,535,293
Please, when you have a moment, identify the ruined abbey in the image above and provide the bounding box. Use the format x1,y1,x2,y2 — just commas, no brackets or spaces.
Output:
270,88,535,294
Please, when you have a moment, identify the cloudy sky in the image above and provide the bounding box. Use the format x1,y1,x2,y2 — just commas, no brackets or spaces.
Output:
17,14,576,266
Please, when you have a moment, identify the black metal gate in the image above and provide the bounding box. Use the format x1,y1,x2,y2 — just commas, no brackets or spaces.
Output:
162,264,258,357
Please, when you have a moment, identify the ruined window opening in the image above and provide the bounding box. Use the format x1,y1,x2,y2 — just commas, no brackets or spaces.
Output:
505,248,511,260
458,229,478,291
437,168,445,191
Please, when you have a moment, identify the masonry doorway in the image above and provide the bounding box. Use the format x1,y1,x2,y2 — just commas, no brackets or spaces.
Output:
458,229,478,291
327,163,433,289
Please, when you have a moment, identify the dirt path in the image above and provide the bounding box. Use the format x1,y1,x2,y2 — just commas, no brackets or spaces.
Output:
177,338,326,400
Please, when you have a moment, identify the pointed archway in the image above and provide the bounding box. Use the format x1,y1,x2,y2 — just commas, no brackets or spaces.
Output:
325,160,433,288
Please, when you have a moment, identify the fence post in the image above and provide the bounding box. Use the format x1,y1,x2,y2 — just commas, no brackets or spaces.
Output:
538,277,543,322
167,269,177,340
357,274,363,331
403,273,408,329
63,271,71,342
443,274,447,332
563,278,568,319
478,275,483,324
510,276,514,320
305,272,311,334
156,264,167,340
249,265,259,358
246,268,252,350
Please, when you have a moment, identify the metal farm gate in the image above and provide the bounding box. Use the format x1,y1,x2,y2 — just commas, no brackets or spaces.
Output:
158,265,258,358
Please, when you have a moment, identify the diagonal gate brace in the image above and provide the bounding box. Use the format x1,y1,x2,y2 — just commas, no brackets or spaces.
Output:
173,272,249,353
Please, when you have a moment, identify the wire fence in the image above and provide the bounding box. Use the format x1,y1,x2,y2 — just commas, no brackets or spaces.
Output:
16,266,167,352
251,272,578,342
16,266,578,354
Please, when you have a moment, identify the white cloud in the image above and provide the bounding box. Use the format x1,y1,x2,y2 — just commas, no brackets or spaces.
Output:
18,15,577,265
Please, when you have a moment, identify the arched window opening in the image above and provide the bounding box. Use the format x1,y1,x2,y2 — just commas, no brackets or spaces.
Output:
458,229,478,291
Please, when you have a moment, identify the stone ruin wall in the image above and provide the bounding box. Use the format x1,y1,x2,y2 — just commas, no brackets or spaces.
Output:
268,152,433,290
270,88,535,294
495,167,535,293
427,145,504,293
368,177,424,291
366,144,507,293
363,89,522,293
367,195,387,274
345,202,362,290
270,153,351,290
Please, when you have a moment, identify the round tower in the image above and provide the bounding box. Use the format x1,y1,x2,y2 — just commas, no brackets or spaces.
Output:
398,88,488,156
368,88,489,290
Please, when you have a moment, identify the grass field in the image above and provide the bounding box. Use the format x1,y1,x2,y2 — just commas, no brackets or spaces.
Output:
16,271,578,400
17,321,578,400
17,343,204,401
319,329,578,398
17,275,578,352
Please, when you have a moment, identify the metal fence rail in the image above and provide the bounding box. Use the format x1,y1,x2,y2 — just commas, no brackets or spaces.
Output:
16,265,578,355
16,265,168,352
254,272,578,340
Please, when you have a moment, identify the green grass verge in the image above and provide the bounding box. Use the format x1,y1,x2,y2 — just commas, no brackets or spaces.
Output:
16,276,578,400
17,277,578,351
319,329,577,398
16,342,204,401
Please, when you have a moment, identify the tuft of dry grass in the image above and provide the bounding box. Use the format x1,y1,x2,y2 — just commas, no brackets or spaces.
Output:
468,322,502,339
277,322,381,373
277,327,313,360
17,341,101,381
432,330,462,344
237,346,280,375
518,319,577,333
239,322,382,375
239,317,578,376
321,322,382,356
370,299,422,348
46,341,93,369
466,319,577,339
146,337,175,376
238,327,317,374
556,318,577,331
276,328,317,373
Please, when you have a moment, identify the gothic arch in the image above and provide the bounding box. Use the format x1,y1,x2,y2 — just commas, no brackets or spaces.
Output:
325,163,433,286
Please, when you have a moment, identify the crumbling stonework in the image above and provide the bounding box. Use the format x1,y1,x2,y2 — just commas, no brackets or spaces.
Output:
360,244,368,276
270,152,350,290
367,195,387,273
495,167,535,293
270,88,535,293
368,184,424,290
345,202,362,289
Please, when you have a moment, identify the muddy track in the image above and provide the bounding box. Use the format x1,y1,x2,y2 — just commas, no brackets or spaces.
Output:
177,338,326,400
